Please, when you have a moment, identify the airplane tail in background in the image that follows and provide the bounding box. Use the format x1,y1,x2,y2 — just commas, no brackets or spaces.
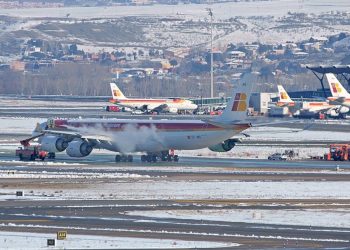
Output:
110,83,127,100
277,85,293,103
326,73,350,98
214,82,252,124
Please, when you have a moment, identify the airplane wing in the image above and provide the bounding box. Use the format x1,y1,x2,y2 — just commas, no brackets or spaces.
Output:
42,129,112,142
34,123,105,140
328,97,349,107
108,100,134,109
203,119,251,129
150,104,170,113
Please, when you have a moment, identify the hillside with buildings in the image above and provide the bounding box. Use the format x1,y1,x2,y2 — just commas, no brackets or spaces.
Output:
1,0,350,97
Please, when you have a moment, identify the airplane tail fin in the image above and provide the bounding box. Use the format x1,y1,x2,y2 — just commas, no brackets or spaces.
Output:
214,82,252,124
110,83,127,100
326,73,350,98
277,85,293,103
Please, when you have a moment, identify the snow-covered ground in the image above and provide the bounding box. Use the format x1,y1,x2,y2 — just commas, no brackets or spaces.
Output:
126,208,350,229
0,169,150,179
1,0,349,19
1,181,349,201
245,125,350,141
0,117,39,135
0,231,238,249
179,146,328,160
1,0,350,47
0,98,105,108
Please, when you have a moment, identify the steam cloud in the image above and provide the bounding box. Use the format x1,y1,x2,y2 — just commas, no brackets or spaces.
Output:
65,122,165,154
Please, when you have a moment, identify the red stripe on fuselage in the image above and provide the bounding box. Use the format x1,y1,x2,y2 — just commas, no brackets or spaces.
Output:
328,97,350,102
114,99,174,103
308,102,330,107
54,119,250,132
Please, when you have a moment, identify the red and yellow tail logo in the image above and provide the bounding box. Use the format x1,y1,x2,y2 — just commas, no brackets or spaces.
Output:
280,92,288,100
331,83,342,93
231,93,247,111
113,89,122,97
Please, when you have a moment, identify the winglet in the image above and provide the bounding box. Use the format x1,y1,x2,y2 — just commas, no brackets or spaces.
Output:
110,83,127,100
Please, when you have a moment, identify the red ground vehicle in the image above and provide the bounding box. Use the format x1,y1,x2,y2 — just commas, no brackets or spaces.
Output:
16,146,47,161
326,144,350,161
15,135,51,161
105,106,121,112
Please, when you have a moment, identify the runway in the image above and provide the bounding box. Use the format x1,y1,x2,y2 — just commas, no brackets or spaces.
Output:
0,199,349,249
1,150,350,249
1,97,350,249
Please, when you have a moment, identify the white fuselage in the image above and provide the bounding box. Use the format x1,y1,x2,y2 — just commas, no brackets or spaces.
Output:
51,119,249,153
110,98,198,112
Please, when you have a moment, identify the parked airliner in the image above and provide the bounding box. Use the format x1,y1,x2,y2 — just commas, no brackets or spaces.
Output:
276,84,347,118
32,83,252,163
109,83,197,114
326,73,350,116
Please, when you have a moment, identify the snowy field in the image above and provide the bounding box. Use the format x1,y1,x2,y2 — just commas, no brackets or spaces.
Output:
126,208,350,228
0,98,104,108
0,117,41,135
1,0,350,46
1,181,349,201
0,231,237,249
1,0,350,19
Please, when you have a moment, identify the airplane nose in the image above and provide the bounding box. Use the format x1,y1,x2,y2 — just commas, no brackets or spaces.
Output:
192,104,198,109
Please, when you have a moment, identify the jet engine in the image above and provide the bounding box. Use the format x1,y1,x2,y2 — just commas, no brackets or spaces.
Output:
168,107,178,113
338,106,350,114
66,139,93,157
328,109,340,117
327,106,350,117
40,135,69,152
208,139,239,152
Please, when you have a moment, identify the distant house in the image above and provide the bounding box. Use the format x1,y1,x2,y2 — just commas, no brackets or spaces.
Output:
164,47,190,61
292,51,309,58
227,50,246,60
10,61,25,71
302,42,321,52
310,36,328,44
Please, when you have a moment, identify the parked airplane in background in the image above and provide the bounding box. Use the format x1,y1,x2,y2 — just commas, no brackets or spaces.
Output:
326,73,350,115
32,83,252,163
275,84,339,118
276,85,295,107
109,83,197,114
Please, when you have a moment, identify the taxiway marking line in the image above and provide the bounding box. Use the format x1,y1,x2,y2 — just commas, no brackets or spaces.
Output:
0,219,50,223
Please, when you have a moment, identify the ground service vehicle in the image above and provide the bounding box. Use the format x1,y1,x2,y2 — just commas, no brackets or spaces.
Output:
16,145,47,161
327,144,350,161
105,106,121,112
16,132,51,161
268,153,287,161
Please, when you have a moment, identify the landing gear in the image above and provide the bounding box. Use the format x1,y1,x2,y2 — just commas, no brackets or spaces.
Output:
140,154,157,163
141,150,179,163
115,154,133,163
48,152,56,159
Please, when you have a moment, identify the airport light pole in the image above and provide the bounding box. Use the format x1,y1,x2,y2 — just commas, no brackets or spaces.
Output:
207,8,214,99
